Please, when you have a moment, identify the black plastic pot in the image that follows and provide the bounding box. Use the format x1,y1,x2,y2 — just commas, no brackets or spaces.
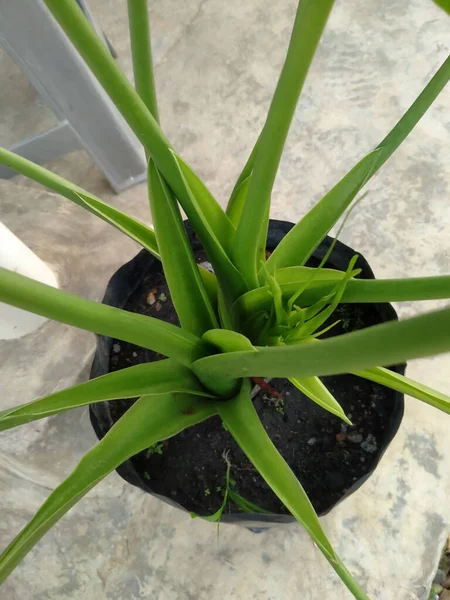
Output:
90,220,405,527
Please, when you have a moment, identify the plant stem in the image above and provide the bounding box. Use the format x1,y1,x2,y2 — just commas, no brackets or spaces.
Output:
127,0,160,123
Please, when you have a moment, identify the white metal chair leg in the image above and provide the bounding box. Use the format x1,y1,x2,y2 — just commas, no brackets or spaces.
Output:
0,0,147,192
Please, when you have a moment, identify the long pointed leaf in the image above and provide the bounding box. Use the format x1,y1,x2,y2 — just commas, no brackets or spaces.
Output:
289,376,352,424
42,0,217,235
433,0,450,14
0,149,219,302
44,0,235,264
0,393,216,583
277,266,347,283
226,127,261,215
0,359,210,432
127,0,159,122
170,152,247,300
355,366,450,416
217,381,335,557
235,273,450,319
235,268,345,318
266,55,450,271
217,380,369,599
0,148,160,258
74,190,159,251
202,329,255,353
226,175,251,228
434,0,450,14
232,0,335,288
193,306,450,380
341,275,450,304
288,257,359,341
148,161,219,335
43,0,171,158
0,268,206,366
174,154,236,253
265,151,380,272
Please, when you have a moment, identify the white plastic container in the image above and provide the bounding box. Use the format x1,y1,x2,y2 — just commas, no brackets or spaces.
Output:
0,223,58,340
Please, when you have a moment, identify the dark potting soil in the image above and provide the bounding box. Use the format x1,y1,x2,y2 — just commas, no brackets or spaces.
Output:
108,251,395,517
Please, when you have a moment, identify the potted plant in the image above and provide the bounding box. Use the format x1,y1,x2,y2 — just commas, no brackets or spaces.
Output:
0,0,449,597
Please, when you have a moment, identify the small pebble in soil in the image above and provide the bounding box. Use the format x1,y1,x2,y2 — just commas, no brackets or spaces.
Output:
199,260,214,273
347,433,363,443
132,352,137,358
112,343,121,353
340,424,348,433
307,438,317,446
361,433,378,453
155,302,162,312
158,293,167,302
336,432,347,443
146,291,156,305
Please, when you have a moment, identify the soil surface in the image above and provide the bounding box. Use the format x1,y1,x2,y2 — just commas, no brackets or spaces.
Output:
106,249,400,517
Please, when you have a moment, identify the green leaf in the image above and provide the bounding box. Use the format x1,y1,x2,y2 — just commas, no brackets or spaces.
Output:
235,272,450,321
286,256,358,341
148,161,219,336
173,154,236,253
199,329,253,396
266,54,450,271
0,149,218,305
226,175,251,229
193,306,450,380
433,0,450,14
74,190,159,253
42,0,206,220
0,359,211,432
198,268,219,305
217,288,235,330
340,275,450,304
127,0,160,122
192,460,232,524
265,151,380,272
0,268,207,367
217,380,369,599
0,392,216,583
0,149,160,259
290,376,352,424
227,489,272,514
217,381,336,557
232,0,336,288
232,269,342,326
202,329,255,353
265,269,288,328
278,266,348,283
355,366,450,416
170,151,247,301
226,128,260,216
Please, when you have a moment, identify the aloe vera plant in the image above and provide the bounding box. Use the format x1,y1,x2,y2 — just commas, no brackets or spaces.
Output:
0,0,449,597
